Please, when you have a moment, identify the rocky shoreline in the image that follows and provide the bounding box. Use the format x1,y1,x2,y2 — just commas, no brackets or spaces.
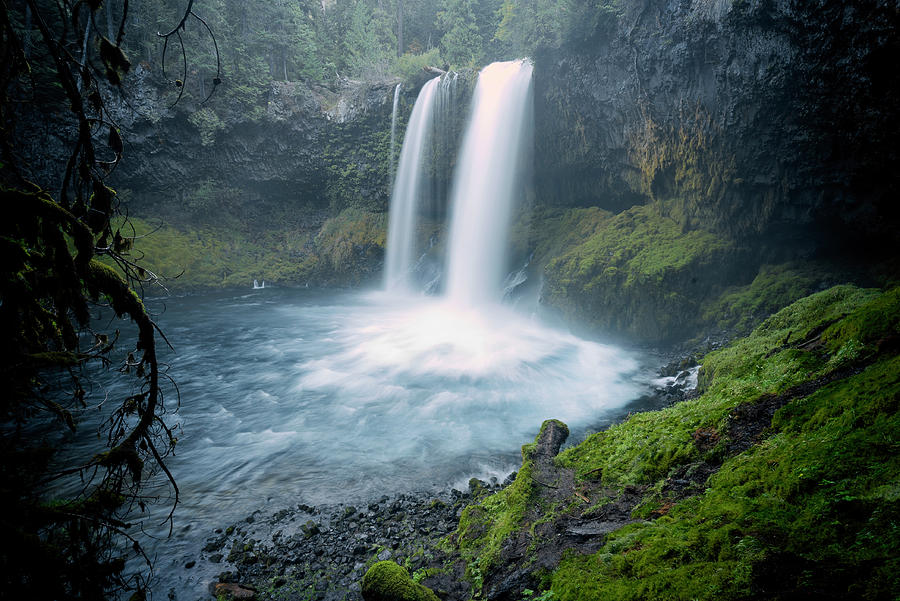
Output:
196,484,493,601
190,356,701,601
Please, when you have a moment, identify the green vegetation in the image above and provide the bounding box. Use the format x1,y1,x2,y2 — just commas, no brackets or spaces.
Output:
541,203,738,341
111,210,386,292
362,561,441,601
700,261,842,336
455,446,534,591
495,0,622,55
449,285,900,600
560,286,880,486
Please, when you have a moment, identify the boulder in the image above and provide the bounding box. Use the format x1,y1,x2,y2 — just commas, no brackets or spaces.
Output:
361,561,439,601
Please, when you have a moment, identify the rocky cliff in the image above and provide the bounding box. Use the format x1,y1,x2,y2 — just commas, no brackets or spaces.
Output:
524,0,899,342
98,68,402,289
535,0,899,245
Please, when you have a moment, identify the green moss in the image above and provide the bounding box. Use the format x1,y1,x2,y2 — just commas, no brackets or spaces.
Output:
544,286,900,600
360,561,439,601
508,206,613,269
701,261,840,336
541,203,738,342
314,208,387,282
556,286,883,490
108,211,385,292
453,429,549,593
699,285,879,391
821,286,900,359
187,108,226,146
456,462,534,586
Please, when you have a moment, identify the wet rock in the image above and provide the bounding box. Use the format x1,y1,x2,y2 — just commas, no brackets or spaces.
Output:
301,520,321,537
209,582,256,600
532,419,569,458
198,488,472,601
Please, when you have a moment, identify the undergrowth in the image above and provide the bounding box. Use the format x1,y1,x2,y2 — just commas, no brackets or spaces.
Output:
453,285,900,600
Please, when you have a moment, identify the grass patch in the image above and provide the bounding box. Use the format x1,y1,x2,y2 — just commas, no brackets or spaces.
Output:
109,210,386,292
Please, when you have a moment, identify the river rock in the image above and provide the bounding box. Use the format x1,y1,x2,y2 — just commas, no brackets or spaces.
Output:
210,582,256,600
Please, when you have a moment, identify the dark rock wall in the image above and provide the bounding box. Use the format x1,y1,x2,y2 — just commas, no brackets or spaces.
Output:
109,69,400,223
534,0,899,253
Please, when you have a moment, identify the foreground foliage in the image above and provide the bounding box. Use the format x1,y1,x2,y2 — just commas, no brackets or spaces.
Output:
2,1,183,597
451,285,900,600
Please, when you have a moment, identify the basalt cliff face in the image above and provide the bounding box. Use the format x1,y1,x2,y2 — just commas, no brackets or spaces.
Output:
109,67,397,221
535,0,899,246
526,0,899,343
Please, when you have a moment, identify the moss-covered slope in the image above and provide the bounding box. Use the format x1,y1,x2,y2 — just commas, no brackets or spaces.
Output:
443,285,900,600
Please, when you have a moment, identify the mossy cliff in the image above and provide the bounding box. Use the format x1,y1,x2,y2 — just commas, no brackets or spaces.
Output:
429,285,900,600
99,71,409,290
113,209,386,291
509,204,861,343
534,204,742,343
522,0,899,342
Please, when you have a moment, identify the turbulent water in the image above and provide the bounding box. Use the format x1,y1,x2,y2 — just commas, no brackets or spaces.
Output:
151,287,643,507
53,286,655,597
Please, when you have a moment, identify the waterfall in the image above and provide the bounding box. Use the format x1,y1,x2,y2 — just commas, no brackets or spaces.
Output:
430,72,458,218
444,60,534,306
388,83,401,189
384,76,441,291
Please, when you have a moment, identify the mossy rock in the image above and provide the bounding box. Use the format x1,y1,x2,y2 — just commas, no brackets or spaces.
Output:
547,286,900,600
361,561,439,601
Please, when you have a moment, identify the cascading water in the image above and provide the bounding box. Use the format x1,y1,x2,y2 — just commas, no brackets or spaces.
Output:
68,60,650,601
384,76,440,291
388,83,401,188
444,59,533,306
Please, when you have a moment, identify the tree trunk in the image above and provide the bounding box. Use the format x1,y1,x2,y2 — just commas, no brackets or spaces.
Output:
396,0,404,57
105,0,114,39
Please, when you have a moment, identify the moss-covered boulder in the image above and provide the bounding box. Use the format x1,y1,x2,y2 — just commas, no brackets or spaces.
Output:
361,561,439,601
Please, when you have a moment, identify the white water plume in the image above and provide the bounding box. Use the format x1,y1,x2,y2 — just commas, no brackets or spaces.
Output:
389,82,401,187
384,76,440,291
445,59,534,306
